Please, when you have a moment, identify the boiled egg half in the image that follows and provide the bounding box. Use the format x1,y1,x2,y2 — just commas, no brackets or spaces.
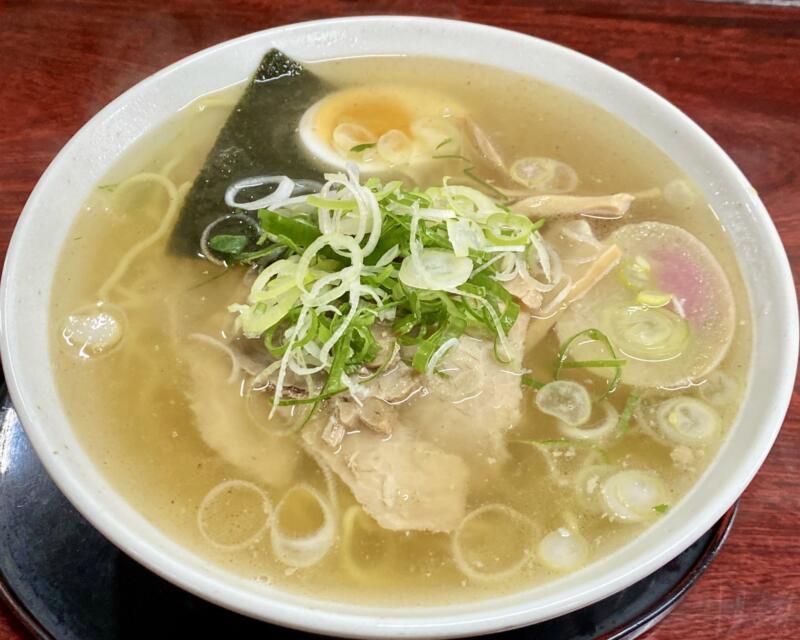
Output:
299,84,465,172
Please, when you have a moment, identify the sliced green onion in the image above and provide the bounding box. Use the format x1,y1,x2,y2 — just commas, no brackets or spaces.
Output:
484,212,533,246
432,154,470,161
604,304,689,361
375,180,403,201
258,209,321,249
636,290,672,307
399,248,473,291
653,504,670,514
555,328,624,399
617,257,652,291
560,359,627,369
617,391,640,434
536,380,592,426
509,157,577,193
222,174,538,410
237,245,286,264
350,142,376,153
229,287,301,338
264,309,319,357
306,195,359,211
655,396,720,446
521,376,545,389
435,137,453,150
602,470,666,522
463,167,508,201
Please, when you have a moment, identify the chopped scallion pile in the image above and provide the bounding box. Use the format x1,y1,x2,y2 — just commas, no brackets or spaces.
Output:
209,166,542,414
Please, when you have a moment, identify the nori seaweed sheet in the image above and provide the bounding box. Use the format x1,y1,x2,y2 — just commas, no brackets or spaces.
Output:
170,49,328,256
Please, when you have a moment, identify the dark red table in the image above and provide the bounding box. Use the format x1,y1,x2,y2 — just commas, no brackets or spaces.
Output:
0,1,798,638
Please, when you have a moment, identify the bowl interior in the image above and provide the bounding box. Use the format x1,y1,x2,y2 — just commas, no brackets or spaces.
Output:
1,16,796,639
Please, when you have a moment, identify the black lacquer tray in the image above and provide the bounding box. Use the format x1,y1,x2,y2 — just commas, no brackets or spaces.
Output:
0,389,736,640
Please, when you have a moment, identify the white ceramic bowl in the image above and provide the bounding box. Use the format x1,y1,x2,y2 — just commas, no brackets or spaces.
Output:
1,16,796,638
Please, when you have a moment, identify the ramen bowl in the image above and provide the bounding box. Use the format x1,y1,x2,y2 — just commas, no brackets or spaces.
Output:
0,16,796,638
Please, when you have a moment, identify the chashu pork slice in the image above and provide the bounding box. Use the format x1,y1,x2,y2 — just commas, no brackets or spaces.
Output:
183,341,299,488
407,311,530,473
304,417,470,533
303,312,530,533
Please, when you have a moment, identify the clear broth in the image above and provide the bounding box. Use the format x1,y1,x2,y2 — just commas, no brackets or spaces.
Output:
50,56,751,605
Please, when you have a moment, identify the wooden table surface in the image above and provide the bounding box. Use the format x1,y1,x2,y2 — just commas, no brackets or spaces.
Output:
1,0,798,638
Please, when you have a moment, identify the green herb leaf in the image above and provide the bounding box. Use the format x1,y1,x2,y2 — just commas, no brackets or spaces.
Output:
560,359,628,369
521,376,545,389
432,154,471,161
434,137,453,150
653,503,670,513
258,209,321,249
463,167,508,201
617,391,640,434
350,142,376,153
208,234,249,254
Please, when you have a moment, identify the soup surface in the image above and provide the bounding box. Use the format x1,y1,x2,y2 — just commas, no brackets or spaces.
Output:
50,54,751,604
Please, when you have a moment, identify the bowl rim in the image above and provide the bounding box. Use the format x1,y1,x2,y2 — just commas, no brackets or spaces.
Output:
1,15,797,639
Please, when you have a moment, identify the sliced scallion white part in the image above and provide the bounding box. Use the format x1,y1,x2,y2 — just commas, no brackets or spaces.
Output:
699,370,739,408
294,233,363,297
604,304,689,361
224,175,295,211
509,157,578,193
425,337,460,376
601,470,666,522
451,504,536,582
288,283,361,377
535,380,592,427
558,401,618,441
655,396,720,446
560,220,603,250
372,244,400,268
270,483,335,568
196,480,272,551
574,462,615,513
488,252,519,282
230,289,303,338
439,183,501,223
399,248,473,291
446,218,485,257
449,287,512,361
636,290,672,307
617,256,652,291
537,527,589,572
